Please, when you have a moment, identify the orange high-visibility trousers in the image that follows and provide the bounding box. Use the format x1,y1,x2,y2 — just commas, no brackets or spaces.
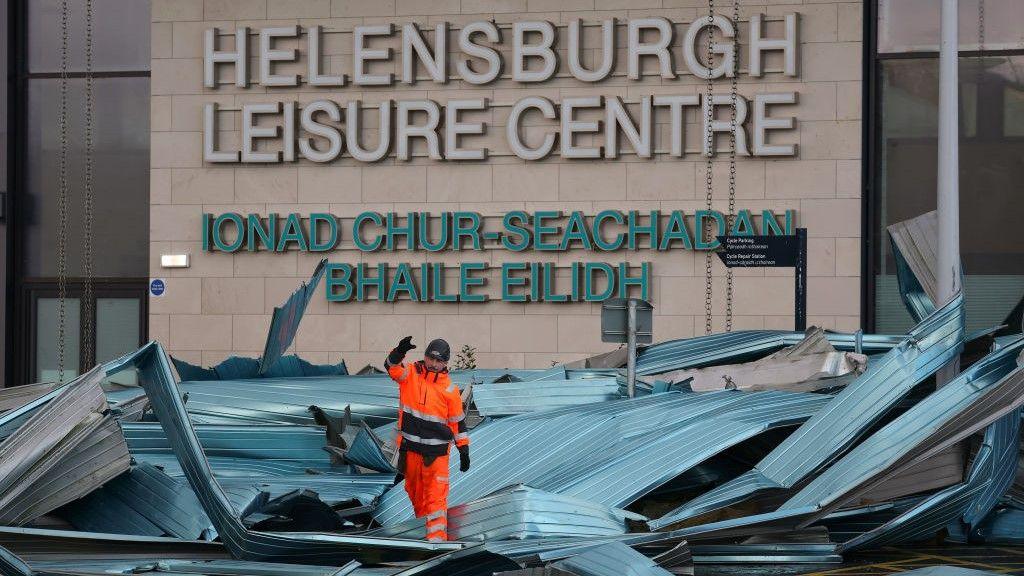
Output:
403,451,450,541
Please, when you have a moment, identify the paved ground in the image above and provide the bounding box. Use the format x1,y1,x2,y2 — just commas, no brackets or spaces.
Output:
699,546,1024,576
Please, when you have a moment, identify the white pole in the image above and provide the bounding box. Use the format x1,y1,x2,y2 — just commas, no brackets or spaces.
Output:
938,0,961,384
937,0,961,304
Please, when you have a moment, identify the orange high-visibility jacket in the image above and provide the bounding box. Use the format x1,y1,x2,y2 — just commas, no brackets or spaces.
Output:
386,360,469,458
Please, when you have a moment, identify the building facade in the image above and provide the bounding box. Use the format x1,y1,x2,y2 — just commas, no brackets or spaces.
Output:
1,0,1022,384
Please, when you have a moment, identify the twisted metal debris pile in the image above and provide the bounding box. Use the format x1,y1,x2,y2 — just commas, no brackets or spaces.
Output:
2,220,1024,576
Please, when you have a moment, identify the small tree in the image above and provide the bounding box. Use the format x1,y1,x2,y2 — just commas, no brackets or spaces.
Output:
453,344,477,370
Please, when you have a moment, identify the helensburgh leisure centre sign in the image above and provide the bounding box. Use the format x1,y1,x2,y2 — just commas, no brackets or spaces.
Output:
201,15,801,162
199,15,803,303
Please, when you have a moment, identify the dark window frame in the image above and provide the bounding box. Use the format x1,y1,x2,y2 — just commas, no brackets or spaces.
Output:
7,0,151,386
863,0,1024,333
20,278,147,384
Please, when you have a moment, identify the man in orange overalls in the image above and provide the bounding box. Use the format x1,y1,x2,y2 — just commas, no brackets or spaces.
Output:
385,336,470,542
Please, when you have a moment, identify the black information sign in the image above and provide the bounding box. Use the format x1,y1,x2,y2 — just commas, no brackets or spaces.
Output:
715,235,799,268
714,229,808,331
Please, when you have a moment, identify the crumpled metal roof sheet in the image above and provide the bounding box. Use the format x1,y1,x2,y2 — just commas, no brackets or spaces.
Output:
0,526,229,563
260,258,327,375
124,422,330,462
0,366,131,526
344,423,396,473
367,485,645,541
62,463,215,540
106,342,461,565
24,558,361,576
636,330,900,376
471,378,621,417
648,293,965,529
0,545,32,576
220,474,396,508
551,542,673,576
135,454,342,479
839,407,1022,552
888,210,939,322
374,389,828,526
106,375,400,428
0,382,58,414
778,339,1024,518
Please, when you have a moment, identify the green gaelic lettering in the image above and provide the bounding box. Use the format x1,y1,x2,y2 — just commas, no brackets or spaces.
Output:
584,263,615,301
277,213,309,251
501,262,528,302
659,210,693,250
459,263,488,302
309,213,339,252
213,213,244,252
325,263,353,302
386,263,419,302
695,210,726,250
730,209,755,236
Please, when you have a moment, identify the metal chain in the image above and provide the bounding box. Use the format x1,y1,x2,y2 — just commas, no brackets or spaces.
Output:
724,0,739,333
57,0,70,382
83,0,96,364
703,0,715,336
977,0,985,92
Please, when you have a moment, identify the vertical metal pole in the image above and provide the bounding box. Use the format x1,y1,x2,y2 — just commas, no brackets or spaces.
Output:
938,0,961,304
626,299,637,399
938,0,962,384
795,228,807,331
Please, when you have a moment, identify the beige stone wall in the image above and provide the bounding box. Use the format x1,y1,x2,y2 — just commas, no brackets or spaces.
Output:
150,0,863,371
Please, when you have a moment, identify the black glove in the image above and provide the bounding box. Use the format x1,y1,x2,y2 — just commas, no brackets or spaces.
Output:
387,336,416,365
458,445,470,472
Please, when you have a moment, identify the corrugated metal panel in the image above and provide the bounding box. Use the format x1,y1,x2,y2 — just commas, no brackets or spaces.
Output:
887,210,939,322
647,293,965,530
344,423,396,473
220,474,395,507
689,543,840,564
62,463,215,540
948,501,1024,544
105,342,461,565
367,485,644,541
0,366,131,526
0,545,32,576
106,375,401,428
839,409,1022,552
886,568,1000,576
25,558,360,576
259,259,327,375
135,454,342,479
636,331,900,376
0,382,58,414
0,526,229,563
374,389,827,526
472,378,621,417
551,542,674,576
124,422,330,462
387,545,521,576
778,339,1024,516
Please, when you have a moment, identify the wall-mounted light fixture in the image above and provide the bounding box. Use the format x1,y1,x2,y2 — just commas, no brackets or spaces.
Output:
160,254,191,268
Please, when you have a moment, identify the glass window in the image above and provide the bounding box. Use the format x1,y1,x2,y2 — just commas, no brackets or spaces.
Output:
97,297,141,385
879,0,1024,54
28,0,151,72
24,77,150,278
36,297,81,383
874,56,1024,333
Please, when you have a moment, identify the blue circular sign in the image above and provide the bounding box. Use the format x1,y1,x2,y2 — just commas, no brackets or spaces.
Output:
149,278,166,297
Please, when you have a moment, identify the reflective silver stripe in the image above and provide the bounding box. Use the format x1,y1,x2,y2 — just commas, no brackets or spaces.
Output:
426,510,447,521
448,414,465,424
446,382,457,393
401,405,447,425
454,432,469,442
427,534,446,541
400,431,450,446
